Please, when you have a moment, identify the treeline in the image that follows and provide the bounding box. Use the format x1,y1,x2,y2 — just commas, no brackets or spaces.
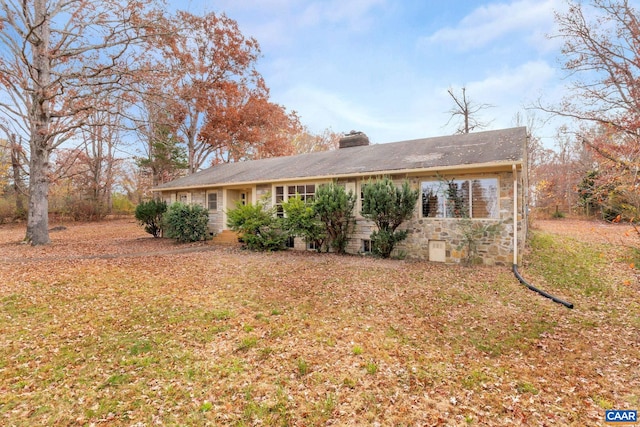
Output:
0,1,340,230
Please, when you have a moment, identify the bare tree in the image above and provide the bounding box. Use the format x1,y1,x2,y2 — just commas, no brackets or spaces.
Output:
9,135,27,216
0,137,9,192
0,122,28,217
78,107,126,214
0,0,164,244
536,0,640,228
445,86,493,134
542,0,640,170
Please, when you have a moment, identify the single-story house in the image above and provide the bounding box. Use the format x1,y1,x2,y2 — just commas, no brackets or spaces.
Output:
154,127,529,265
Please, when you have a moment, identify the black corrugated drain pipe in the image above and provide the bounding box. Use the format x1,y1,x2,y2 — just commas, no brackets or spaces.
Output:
513,264,574,309
511,162,573,309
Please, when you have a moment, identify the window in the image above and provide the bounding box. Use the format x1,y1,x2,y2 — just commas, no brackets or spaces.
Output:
422,178,498,219
287,184,315,202
360,183,368,204
207,193,218,211
179,194,188,204
362,239,372,253
275,183,316,217
275,186,285,217
286,236,295,248
359,182,369,212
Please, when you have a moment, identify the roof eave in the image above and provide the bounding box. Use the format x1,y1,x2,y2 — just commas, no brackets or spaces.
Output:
153,159,523,192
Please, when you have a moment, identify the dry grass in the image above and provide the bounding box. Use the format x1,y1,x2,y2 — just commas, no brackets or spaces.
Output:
0,218,638,426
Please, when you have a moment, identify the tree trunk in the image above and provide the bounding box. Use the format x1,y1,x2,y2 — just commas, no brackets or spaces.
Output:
9,135,25,215
187,109,199,174
26,144,51,244
26,0,52,245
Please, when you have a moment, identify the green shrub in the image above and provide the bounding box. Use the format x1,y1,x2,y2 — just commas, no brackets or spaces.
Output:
163,202,210,243
361,178,419,258
369,228,408,258
313,182,356,254
226,201,288,251
282,195,325,251
135,199,167,237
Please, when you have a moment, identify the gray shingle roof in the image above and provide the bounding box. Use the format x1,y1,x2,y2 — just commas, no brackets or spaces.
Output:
155,127,526,190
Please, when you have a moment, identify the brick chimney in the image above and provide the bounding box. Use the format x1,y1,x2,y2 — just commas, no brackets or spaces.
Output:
339,131,369,149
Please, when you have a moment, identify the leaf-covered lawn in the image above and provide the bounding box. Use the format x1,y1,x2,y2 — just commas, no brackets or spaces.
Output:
0,219,638,426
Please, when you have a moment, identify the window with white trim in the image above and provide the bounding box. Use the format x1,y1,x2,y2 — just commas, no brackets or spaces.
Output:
359,182,369,211
207,193,218,211
288,184,315,202
421,178,499,219
275,186,285,217
275,184,316,217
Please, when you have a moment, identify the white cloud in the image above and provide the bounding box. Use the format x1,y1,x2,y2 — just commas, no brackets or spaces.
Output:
469,60,556,99
207,0,298,13
297,0,388,35
306,0,386,27
283,85,383,129
280,84,423,142
422,0,564,51
208,0,386,49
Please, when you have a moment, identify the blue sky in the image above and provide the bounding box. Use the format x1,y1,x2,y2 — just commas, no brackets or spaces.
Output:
174,0,570,146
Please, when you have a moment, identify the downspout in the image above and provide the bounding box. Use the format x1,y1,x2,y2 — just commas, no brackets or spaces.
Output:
513,164,518,267
511,164,574,309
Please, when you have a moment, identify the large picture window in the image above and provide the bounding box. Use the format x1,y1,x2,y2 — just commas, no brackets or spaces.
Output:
421,178,498,219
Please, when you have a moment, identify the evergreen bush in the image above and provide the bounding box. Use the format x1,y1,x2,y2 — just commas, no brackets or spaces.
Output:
226,201,288,251
282,195,325,251
313,183,356,254
163,202,209,243
361,177,419,258
134,199,167,238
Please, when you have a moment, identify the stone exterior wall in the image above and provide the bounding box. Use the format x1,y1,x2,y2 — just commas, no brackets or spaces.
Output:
191,191,206,208
346,171,526,266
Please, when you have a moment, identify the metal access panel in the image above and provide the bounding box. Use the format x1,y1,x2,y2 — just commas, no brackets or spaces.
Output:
429,240,446,262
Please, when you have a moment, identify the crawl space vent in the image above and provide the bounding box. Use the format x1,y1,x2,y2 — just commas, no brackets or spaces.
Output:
429,240,446,263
